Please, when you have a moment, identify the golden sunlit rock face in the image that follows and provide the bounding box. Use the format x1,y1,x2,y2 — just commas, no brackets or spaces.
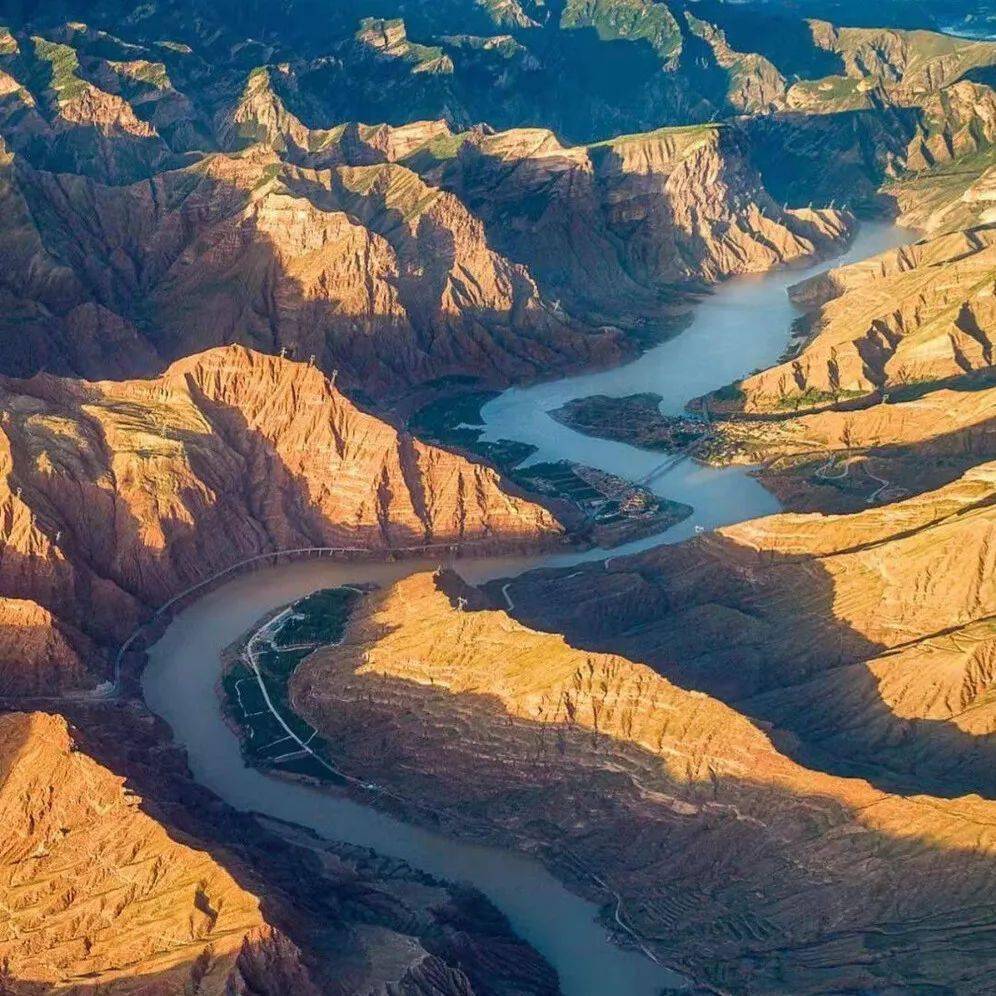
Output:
0,122,851,395
684,222,996,512
0,598,92,696
497,462,996,797
0,711,320,994
0,344,561,685
718,226,996,415
0,2,994,993
396,123,851,322
290,568,996,992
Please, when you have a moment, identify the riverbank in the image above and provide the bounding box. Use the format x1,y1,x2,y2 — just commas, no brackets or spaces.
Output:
217,579,687,977
143,556,690,996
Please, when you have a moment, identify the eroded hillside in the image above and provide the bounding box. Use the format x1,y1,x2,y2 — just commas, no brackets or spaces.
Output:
0,345,560,692
0,707,562,994
0,711,321,994
500,462,996,796
290,568,996,993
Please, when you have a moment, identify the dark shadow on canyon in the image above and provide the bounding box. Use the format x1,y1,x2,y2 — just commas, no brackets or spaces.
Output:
489,527,996,801
274,22,720,147
0,699,558,996
0,356,559,675
289,586,996,991
744,106,924,208
2,157,624,404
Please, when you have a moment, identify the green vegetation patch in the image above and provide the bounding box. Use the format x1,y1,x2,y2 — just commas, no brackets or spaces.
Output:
408,390,537,473
514,460,604,501
155,40,192,54
31,36,88,100
560,0,682,60
588,121,719,150
274,587,360,647
401,130,470,172
774,387,869,411
222,586,364,782
410,390,498,438
710,380,746,404
0,27,18,56
790,74,867,108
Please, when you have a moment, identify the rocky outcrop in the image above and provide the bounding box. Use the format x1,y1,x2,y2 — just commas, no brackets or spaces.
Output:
905,81,996,171
808,20,996,102
0,599,93,696
416,123,851,323
0,711,321,994
886,153,996,234
684,11,787,113
290,569,996,993
0,143,624,395
747,70,995,210
0,115,854,391
0,706,558,994
50,697,562,996
0,345,561,685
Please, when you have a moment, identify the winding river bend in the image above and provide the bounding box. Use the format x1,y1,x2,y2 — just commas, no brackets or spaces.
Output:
143,222,909,995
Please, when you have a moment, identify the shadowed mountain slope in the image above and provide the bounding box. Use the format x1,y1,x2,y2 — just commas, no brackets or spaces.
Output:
290,568,996,993
0,345,560,692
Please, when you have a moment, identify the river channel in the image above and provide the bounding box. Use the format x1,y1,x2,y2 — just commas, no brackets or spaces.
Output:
143,221,909,994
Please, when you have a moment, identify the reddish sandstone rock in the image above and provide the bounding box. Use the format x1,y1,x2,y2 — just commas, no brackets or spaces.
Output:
0,345,562,682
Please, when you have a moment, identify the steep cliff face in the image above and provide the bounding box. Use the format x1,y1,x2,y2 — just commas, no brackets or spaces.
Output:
0,711,320,994
155,157,623,393
808,20,996,102
290,570,996,993
1,143,625,394
715,225,996,414
0,345,561,683
904,81,996,171
0,114,855,390
683,11,787,113
205,109,853,317
746,66,996,210
0,599,93,696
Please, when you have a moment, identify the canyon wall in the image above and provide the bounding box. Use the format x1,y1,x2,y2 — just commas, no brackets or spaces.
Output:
710,225,996,415
0,710,322,994
290,568,996,993
0,345,561,691
500,462,996,796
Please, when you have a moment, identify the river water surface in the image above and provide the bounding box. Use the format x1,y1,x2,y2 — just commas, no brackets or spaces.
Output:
479,221,911,559
143,222,909,994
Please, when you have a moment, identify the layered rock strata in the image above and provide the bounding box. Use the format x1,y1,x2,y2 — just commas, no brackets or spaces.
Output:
0,344,561,689
0,711,322,994
498,462,996,797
